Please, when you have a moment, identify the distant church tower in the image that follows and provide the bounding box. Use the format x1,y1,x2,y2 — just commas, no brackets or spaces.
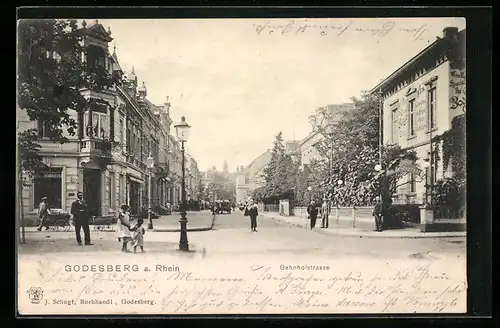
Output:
235,165,247,204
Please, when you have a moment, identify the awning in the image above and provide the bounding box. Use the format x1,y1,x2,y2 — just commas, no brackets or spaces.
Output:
127,174,144,184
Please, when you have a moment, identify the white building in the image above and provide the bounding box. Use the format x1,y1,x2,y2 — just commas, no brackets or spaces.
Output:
371,26,466,205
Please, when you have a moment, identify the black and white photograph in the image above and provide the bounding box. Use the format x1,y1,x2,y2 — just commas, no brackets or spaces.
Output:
16,15,468,315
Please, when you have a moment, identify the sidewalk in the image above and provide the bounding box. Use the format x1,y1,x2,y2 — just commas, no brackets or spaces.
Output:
262,213,466,239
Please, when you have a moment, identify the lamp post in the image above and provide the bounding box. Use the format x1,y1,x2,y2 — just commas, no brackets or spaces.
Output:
421,159,430,205
147,154,154,229
374,164,382,203
174,116,191,252
307,186,312,203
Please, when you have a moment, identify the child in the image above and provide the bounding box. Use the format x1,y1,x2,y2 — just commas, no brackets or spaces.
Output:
116,204,132,252
129,218,146,253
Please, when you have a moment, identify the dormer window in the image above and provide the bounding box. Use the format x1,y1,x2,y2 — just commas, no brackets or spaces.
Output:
87,45,106,70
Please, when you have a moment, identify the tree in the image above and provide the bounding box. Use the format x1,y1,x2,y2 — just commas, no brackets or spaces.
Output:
18,19,114,144
17,19,115,242
261,132,296,202
310,91,418,206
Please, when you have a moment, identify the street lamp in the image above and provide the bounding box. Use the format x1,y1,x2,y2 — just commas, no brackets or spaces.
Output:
421,160,430,205
307,186,312,202
174,116,191,252
374,164,382,203
147,154,154,229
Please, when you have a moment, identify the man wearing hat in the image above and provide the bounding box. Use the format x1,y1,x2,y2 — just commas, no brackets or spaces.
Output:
307,200,319,229
37,197,50,231
70,191,93,245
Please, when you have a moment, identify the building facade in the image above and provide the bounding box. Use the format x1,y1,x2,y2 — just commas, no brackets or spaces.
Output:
371,27,466,205
18,20,200,216
300,103,355,168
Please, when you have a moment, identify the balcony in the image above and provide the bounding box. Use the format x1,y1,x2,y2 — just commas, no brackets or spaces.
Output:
79,138,112,158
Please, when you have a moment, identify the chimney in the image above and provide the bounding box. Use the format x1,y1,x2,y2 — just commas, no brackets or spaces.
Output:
443,27,459,39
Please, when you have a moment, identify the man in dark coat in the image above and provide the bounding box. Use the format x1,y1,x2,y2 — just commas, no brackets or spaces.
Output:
248,201,259,232
373,196,384,232
71,191,93,245
307,201,319,229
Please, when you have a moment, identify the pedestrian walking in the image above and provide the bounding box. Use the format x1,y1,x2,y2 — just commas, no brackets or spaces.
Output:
307,201,319,229
129,217,146,253
321,199,330,228
373,196,384,232
248,200,259,232
116,204,132,252
70,192,93,246
36,197,50,231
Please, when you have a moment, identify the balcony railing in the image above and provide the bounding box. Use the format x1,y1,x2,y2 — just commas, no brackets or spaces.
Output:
79,138,112,155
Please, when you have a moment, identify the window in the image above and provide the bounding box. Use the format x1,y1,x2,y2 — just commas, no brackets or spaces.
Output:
391,108,399,143
84,112,109,139
37,120,51,138
86,45,106,70
427,87,437,129
34,168,62,209
408,99,416,136
119,118,124,144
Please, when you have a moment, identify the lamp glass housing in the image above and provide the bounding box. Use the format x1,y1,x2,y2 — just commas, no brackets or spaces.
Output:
337,180,343,185
174,116,191,142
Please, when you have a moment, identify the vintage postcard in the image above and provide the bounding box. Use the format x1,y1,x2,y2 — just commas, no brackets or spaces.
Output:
16,16,467,315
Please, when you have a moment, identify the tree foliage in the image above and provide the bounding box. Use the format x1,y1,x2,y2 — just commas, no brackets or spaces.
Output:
260,132,297,201
18,19,116,180
18,19,114,143
310,91,418,206
17,128,47,186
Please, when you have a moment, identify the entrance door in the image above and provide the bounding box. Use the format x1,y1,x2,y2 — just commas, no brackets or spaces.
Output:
83,169,102,217
129,181,140,214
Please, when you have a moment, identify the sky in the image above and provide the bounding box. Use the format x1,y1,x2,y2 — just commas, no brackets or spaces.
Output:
97,17,465,172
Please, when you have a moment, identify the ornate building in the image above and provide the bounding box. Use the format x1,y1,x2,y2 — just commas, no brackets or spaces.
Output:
18,20,200,216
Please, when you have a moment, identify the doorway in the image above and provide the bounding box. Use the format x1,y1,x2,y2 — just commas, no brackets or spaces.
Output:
129,180,141,214
83,169,102,217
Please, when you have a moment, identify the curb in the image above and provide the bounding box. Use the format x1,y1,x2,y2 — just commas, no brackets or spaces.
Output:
267,216,466,239
152,226,213,233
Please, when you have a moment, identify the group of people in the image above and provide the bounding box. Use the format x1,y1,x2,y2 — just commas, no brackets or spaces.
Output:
306,196,385,232
37,191,146,252
306,200,331,229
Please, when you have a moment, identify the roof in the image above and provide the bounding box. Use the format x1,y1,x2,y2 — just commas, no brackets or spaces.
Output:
80,20,113,42
111,47,123,72
246,149,272,171
370,28,466,94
